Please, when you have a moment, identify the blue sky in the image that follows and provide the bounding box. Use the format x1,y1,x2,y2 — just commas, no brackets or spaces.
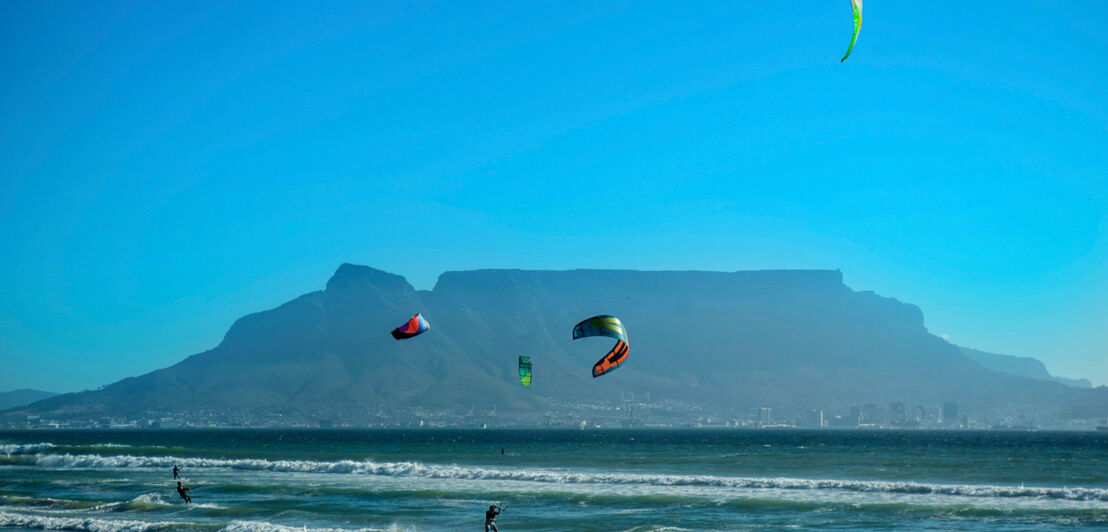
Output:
1,0,1106,391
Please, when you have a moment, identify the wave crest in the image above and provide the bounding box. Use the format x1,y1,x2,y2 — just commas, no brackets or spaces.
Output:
20,452,1108,502
1,442,57,455
0,512,403,532
222,521,406,532
0,510,184,532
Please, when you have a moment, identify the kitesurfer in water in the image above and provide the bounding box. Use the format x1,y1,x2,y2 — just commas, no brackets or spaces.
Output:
176,481,191,503
484,504,502,532
173,465,179,479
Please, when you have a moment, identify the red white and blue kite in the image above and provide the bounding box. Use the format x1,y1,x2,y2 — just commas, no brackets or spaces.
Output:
391,313,430,340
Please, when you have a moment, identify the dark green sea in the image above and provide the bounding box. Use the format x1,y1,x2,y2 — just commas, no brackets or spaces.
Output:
2,429,1107,531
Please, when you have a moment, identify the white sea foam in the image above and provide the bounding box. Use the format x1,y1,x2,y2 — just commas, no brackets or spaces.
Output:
128,494,169,507
0,441,138,455
0,495,131,515
622,527,693,532
0,510,182,531
220,521,404,532
25,452,1108,503
0,512,406,532
218,518,405,532
1,442,56,454
89,502,126,513
0,495,76,508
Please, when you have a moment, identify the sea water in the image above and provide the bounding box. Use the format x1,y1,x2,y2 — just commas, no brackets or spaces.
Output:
2,429,1107,531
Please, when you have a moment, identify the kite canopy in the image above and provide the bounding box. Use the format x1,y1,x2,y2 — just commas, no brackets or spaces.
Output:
572,315,629,378
518,356,532,387
841,0,862,62
390,313,429,340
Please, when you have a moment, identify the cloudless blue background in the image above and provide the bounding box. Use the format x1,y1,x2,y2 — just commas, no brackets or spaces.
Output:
2,1,1106,391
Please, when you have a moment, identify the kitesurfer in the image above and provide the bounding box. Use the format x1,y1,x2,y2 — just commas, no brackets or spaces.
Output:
172,465,179,479
484,504,502,532
176,481,192,503
500,447,505,455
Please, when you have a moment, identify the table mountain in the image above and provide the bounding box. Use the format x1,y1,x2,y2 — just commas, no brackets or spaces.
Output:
8,264,1096,422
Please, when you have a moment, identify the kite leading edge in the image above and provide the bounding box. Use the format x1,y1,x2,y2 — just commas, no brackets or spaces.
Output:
572,315,629,378
841,0,862,62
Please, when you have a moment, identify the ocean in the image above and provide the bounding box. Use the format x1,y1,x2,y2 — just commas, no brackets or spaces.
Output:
2,429,1107,531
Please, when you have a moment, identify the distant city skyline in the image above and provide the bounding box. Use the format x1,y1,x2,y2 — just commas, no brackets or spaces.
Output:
6,393,1088,431
1,1,1106,392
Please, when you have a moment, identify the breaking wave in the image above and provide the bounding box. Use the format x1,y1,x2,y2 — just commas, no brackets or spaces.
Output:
221,521,409,532
0,512,404,532
0,511,188,532
1,442,57,454
17,452,1108,503
1,442,141,455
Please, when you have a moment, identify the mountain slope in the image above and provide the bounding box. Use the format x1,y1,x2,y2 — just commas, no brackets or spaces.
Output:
0,389,58,411
10,264,1090,422
961,347,1092,389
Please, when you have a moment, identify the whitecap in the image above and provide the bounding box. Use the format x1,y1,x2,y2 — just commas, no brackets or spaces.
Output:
26,452,1108,503
0,510,182,532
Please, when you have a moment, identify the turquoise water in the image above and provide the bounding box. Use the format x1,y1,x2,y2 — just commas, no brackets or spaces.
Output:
2,429,1107,531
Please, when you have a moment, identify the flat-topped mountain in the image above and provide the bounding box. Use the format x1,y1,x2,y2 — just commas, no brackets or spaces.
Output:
8,264,1102,424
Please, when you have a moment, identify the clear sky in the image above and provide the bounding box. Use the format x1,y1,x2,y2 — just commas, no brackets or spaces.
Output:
1,1,1106,392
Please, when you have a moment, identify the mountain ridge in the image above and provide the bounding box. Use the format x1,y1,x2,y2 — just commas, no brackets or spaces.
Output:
5,264,1102,426
960,347,1092,389
0,389,58,411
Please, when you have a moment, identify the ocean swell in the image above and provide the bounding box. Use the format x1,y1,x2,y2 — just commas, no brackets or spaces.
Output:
1,442,57,455
0,511,187,532
19,452,1108,503
0,512,402,532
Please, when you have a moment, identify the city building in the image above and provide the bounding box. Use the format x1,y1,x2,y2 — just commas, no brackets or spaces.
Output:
805,409,824,428
942,402,958,426
861,403,878,425
888,402,906,425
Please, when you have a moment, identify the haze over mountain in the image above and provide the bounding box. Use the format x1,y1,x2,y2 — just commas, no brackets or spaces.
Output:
7,264,1105,425
959,347,1092,389
0,389,58,411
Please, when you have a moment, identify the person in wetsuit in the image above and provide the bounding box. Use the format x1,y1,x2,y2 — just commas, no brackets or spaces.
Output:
484,504,502,532
173,465,179,479
176,481,191,503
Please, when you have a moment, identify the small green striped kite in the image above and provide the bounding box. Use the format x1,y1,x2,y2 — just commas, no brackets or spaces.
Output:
518,356,532,387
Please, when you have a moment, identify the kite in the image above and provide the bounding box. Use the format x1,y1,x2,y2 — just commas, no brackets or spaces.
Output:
390,313,429,340
841,0,862,62
572,315,629,378
518,356,532,387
